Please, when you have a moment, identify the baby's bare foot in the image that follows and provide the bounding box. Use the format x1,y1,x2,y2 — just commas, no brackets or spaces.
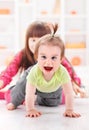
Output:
7,103,16,110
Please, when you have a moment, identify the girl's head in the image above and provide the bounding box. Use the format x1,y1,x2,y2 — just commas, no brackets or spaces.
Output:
25,21,51,53
20,21,51,70
34,24,65,74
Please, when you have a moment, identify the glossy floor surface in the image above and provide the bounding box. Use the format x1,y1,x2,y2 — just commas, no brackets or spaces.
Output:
0,98,89,130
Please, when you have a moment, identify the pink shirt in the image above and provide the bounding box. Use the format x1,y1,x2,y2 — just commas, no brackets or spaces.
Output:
0,51,22,88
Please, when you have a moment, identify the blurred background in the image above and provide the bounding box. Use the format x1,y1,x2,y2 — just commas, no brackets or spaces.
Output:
0,0,89,92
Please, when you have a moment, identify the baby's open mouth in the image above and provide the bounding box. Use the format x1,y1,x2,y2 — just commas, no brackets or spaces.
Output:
44,66,53,71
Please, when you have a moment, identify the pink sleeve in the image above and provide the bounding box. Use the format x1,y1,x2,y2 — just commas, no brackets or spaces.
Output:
61,57,81,86
0,51,22,88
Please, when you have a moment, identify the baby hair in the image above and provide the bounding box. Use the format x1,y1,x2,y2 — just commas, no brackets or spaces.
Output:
34,23,65,60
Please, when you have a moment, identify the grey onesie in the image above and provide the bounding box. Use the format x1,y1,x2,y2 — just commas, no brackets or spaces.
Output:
10,66,32,107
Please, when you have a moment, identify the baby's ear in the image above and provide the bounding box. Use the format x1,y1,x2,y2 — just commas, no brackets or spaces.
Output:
60,56,64,63
35,56,38,62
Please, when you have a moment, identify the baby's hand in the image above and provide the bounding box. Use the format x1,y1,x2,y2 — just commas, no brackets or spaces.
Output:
26,109,42,118
64,109,81,118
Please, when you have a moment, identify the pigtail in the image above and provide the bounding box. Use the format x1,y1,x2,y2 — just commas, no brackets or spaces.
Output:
52,23,58,37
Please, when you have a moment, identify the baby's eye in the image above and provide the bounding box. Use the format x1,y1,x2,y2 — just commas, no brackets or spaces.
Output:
41,56,46,59
51,56,57,60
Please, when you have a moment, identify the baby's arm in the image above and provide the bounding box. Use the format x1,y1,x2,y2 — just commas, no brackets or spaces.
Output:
63,81,81,118
25,81,42,117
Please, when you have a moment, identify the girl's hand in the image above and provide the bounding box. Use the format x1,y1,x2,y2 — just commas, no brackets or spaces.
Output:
26,109,42,118
63,109,81,118
73,83,87,98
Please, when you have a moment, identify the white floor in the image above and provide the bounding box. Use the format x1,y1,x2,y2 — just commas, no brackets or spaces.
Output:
0,98,89,130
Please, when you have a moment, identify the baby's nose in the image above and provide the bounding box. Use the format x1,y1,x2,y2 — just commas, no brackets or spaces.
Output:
45,59,52,65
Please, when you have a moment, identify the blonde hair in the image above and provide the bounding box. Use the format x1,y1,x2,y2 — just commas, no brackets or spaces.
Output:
34,24,65,60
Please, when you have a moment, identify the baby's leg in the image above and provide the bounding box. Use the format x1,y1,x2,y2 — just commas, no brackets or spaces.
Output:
36,87,62,107
7,66,33,110
10,76,26,107
4,86,16,110
4,88,12,103
6,79,26,110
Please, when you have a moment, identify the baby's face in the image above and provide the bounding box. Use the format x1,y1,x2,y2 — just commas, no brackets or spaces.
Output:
29,37,39,53
37,44,62,76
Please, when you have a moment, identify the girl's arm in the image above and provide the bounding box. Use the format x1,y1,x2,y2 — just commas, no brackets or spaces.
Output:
61,57,87,97
63,81,81,118
61,57,81,86
0,51,22,89
0,80,3,89
25,81,42,117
